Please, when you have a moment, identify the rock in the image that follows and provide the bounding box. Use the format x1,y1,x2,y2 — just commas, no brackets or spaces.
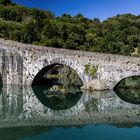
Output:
81,79,109,91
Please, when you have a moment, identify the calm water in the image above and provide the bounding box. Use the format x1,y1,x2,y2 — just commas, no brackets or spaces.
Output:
1,124,140,140
0,84,140,140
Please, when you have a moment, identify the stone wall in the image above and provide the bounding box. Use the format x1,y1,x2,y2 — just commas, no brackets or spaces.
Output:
0,38,140,88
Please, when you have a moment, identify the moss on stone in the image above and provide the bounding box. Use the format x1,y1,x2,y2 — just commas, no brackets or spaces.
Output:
84,64,99,79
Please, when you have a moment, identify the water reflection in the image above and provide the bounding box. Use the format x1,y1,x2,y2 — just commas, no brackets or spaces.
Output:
0,85,140,139
0,126,54,140
0,85,140,125
114,88,140,104
32,85,83,110
114,76,140,104
1,123,140,140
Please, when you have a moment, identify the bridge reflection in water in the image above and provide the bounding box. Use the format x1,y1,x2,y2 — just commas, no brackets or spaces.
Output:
0,84,140,128
0,84,140,139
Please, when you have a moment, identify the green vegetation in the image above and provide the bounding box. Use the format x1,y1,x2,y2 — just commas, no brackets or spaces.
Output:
0,0,140,56
84,64,99,79
84,64,90,75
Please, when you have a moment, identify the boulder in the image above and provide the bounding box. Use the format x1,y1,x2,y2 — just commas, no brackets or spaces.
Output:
81,79,109,91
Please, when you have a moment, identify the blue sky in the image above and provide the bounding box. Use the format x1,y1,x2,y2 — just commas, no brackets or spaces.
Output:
12,0,140,21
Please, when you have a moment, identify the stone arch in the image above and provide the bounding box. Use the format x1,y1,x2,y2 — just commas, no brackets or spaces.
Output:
48,58,84,82
29,58,84,85
31,62,83,86
112,73,140,89
113,75,140,89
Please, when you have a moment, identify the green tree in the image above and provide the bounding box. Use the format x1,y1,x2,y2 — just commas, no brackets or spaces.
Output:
0,0,11,5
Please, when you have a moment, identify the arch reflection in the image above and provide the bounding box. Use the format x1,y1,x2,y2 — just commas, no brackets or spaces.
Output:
32,85,83,110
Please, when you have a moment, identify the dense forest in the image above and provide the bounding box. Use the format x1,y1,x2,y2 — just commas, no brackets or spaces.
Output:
0,0,140,56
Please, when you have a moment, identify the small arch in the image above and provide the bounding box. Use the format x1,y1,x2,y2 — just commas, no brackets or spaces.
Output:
113,75,140,89
114,75,140,104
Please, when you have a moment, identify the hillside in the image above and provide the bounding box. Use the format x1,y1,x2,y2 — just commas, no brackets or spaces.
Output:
0,0,140,56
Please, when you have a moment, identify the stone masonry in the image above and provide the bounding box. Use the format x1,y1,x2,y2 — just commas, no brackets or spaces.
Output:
0,38,140,88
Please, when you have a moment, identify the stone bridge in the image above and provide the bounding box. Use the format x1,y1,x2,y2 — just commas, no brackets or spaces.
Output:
0,39,140,88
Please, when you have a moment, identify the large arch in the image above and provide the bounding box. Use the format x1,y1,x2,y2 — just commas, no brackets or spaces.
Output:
29,55,85,86
32,63,83,86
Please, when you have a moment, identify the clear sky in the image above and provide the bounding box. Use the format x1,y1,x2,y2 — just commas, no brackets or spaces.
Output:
12,0,140,21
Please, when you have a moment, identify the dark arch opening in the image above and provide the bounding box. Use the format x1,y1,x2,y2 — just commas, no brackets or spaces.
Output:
32,63,62,86
32,63,83,110
114,75,140,104
32,63,83,86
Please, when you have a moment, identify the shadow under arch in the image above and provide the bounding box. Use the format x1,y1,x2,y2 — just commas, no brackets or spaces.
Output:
32,63,83,110
113,75,140,104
